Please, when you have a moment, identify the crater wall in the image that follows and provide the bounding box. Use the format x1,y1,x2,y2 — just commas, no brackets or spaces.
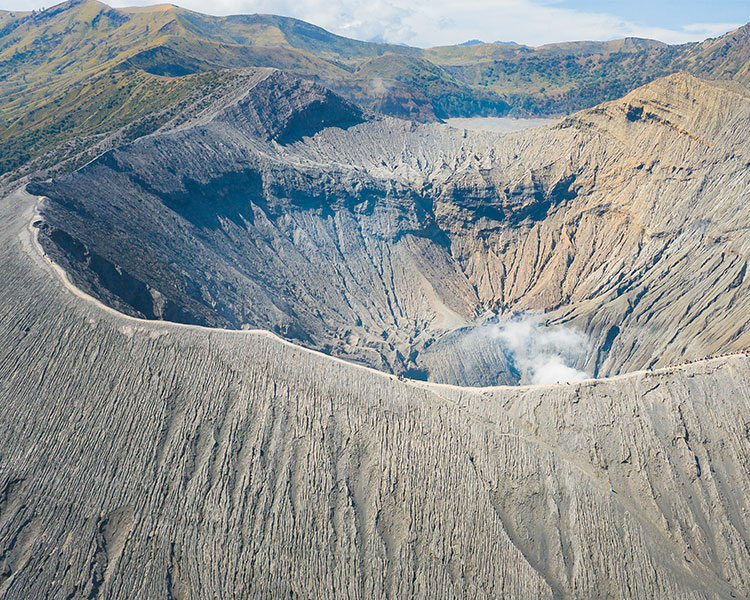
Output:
30,71,750,384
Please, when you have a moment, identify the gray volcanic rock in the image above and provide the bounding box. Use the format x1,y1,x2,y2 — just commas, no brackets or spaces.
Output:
186,68,364,144
0,189,749,598
30,70,750,386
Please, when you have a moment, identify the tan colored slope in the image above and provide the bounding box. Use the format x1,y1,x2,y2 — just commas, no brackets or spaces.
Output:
2,1,748,180
459,73,750,375
1,183,750,598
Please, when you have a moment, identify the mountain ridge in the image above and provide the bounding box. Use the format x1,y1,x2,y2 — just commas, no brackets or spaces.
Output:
2,0,749,178
1,4,750,597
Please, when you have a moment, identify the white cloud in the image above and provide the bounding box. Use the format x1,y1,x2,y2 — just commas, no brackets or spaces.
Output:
8,0,739,47
95,0,741,47
489,313,589,384
527,355,589,385
680,22,743,36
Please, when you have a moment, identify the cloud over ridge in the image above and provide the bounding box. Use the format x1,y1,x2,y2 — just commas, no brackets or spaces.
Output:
87,0,743,48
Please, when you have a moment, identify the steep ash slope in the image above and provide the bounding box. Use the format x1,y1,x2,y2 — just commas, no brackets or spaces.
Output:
1,189,750,599
31,71,750,384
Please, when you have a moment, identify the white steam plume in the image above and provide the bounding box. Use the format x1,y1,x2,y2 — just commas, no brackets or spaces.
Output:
487,312,589,385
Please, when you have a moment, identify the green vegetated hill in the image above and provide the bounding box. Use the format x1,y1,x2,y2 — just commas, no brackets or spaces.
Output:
424,30,750,114
1,0,749,177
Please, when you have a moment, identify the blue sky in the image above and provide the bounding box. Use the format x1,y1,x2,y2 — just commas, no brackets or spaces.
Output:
3,0,746,47
554,0,747,32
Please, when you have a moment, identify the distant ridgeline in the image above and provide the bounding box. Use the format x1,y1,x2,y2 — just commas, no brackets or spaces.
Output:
0,0,749,178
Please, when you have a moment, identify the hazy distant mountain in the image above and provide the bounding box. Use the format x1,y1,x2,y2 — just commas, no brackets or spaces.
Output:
1,0,749,180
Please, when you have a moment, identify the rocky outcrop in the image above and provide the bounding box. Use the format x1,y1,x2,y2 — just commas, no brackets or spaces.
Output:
30,71,750,385
0,188,749,599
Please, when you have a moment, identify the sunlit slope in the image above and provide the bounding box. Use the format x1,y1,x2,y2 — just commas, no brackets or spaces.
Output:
0,0,503,176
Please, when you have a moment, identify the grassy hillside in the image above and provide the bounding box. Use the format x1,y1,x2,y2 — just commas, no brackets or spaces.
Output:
0,68,213,174
0,0,506,176
1,0,748,177
424,31,750,114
